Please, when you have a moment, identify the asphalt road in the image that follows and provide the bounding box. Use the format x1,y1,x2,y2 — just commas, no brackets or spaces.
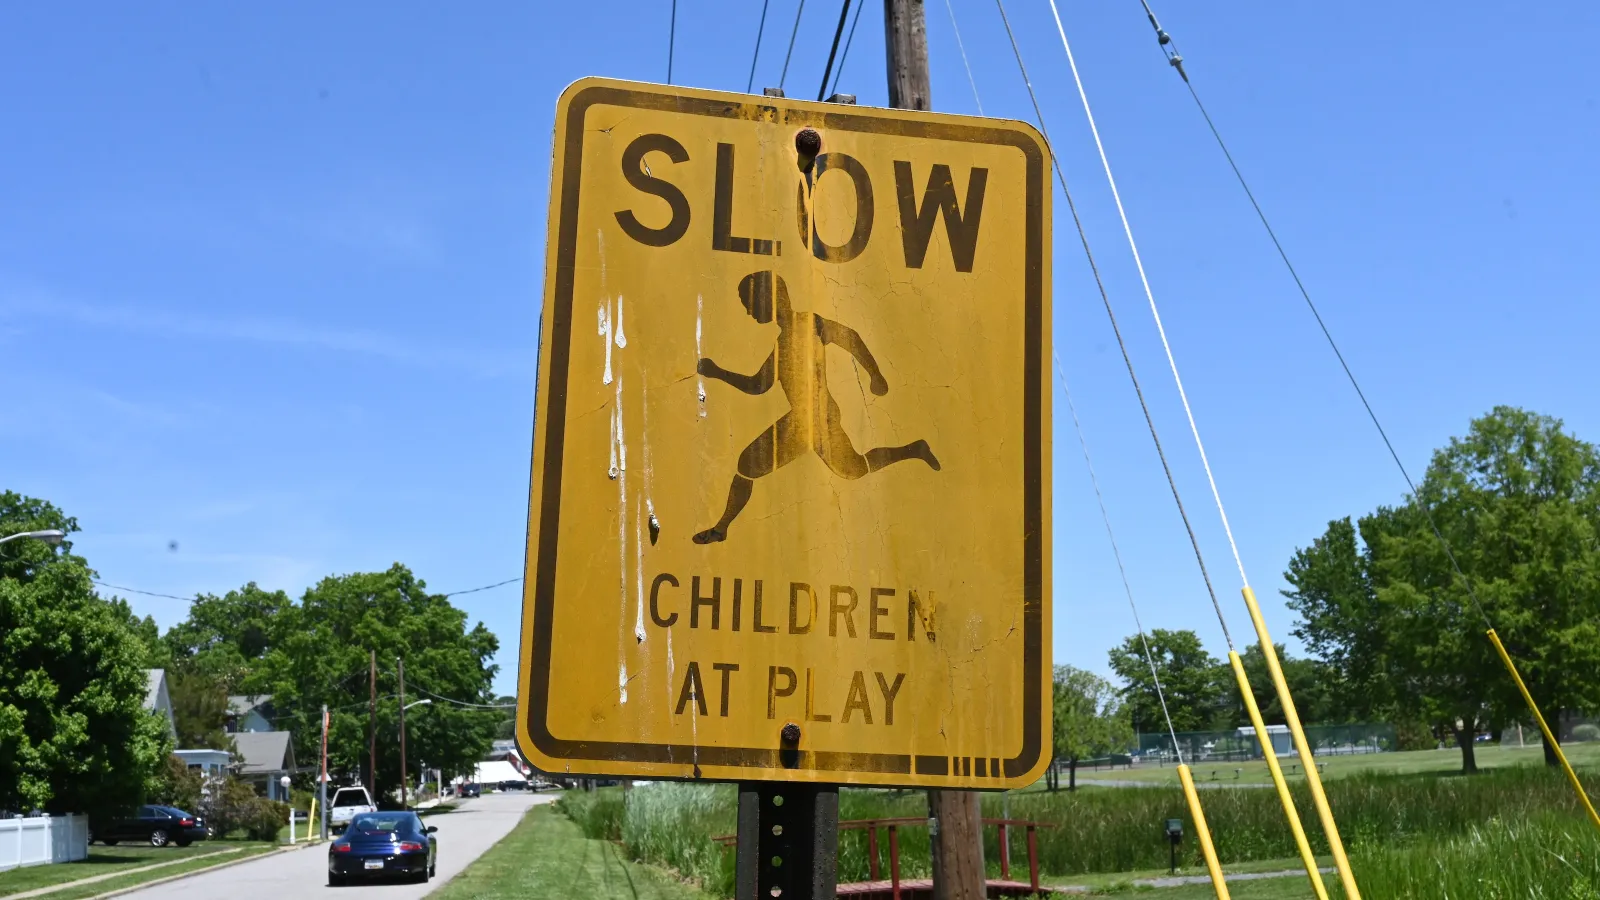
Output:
119,792,551,900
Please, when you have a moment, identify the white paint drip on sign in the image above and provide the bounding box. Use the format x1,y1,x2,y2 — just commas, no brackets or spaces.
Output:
598,229,614,385
636,383,652,644
599,302,614,386
695,294,707,417
614,295,626,348
614,373,629,701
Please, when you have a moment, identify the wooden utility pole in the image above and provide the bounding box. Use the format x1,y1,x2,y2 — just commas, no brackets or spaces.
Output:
883,0,931,111
884,2,982,897
368,650,377,802
398,657,409,809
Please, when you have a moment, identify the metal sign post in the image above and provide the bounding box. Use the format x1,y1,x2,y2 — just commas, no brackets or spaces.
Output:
735,781,839,900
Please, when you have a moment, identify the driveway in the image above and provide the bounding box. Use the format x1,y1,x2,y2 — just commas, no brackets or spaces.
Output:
118,792,552,900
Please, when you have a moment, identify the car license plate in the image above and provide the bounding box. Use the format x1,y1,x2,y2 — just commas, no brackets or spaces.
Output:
364,860,383,870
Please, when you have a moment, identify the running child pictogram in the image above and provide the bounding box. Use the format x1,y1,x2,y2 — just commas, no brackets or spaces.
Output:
693,270,941,545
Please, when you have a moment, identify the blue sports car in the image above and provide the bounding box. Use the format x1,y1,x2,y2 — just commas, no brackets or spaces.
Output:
328,811,437,886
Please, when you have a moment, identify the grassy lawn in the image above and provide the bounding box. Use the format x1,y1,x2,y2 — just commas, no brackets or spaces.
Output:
0,842,277,899
434,804,714,900
1071,741,1600,786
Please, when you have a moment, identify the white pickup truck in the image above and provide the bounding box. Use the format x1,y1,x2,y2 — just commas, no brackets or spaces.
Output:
328,786,376,827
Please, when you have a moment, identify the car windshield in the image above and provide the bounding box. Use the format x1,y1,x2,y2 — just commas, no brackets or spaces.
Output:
331,789,369,807
348,814,416,835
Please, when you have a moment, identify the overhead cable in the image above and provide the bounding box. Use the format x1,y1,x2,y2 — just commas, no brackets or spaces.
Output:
747,0,773,92
817,0,854,100
1132,0,1600,838
1042,2,1355,894
92,575,522,603
668,0,679,84
991,3,1233,892
943,0,984,115
827,0,867,98
779,0,808,90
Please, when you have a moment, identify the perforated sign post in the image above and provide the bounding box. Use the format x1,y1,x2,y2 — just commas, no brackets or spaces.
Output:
517,77,1051,898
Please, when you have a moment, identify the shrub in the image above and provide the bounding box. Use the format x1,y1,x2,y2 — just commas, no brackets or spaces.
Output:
150,756,204,813
242,799,290,842
556,787,626,841
1571,723,1600,743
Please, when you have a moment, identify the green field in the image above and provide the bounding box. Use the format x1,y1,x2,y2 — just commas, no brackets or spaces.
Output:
433,804,713,900
0,842,278,899
1071,741,1600,786
556,761,1600,899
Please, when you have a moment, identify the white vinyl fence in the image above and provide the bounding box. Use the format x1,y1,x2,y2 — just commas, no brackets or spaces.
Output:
0,815,90,871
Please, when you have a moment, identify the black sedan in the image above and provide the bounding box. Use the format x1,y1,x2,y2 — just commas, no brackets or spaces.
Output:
92,806,209,848
328,812,437,886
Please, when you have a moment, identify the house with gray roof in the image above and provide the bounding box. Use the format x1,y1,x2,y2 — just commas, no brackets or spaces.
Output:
143,670,175,738
231,731,297,801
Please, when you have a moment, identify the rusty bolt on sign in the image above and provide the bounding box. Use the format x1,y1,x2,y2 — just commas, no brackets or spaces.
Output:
795,128,822,172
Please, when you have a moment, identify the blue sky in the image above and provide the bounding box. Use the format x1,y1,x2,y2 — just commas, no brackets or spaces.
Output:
3,1,1597,699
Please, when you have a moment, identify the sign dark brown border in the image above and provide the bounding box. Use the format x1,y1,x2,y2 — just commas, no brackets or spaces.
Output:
520,82,1046,784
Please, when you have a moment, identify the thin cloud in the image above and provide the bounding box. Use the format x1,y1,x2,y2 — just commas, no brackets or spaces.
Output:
3,286,531,379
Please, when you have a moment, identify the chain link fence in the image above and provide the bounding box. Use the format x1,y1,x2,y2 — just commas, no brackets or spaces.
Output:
1131,723,1398,765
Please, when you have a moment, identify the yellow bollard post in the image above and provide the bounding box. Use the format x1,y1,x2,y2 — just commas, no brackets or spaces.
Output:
1229,652,1329,900
1240,586,1361,900
1176,765,1230,899
1487,628,1600,833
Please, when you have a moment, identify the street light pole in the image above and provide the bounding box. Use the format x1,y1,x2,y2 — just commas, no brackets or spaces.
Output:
0,529,65,547
398,657,407,809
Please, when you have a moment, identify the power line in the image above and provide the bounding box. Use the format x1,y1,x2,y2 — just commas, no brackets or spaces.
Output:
441,577,521,597
943,0,983,115
779,0,807,90
1045,2,1357,892
93,576,522,603
748,0,774,92
1129,0,1490,627
408,684,515,710
992,0,1195,755
93,580,194,602
990,0,1232,649
817,0,854,101
667,0,679,84
827,0,866,98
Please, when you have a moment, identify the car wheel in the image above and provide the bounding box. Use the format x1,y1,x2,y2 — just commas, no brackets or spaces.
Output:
175,838,192,848
103,839,119,846
149,829,170,848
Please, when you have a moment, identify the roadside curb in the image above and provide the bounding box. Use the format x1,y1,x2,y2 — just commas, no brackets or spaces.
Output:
83,841,322,900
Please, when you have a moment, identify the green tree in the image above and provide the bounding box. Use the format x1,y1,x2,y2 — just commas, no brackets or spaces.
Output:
170,671,235,751
0,493,171,817
240,565,501,802
1107,629,1226,734
163,583,293,692
1230,643,1339,727
1285,408,1600,773
1050,665,1132,791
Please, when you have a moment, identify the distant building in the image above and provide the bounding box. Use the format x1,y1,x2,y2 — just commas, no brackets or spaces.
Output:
1237,724,1296,757
231,731,297,801
143,670,176,738
173,748,231,779
225,695,275,733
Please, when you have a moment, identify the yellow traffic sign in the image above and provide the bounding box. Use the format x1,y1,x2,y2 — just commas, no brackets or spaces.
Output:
517,77,1051,789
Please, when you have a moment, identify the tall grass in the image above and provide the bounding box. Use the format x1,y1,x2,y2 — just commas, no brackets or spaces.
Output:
554,766,1600,896
1349,814,1600,899
1002,765,1600,876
